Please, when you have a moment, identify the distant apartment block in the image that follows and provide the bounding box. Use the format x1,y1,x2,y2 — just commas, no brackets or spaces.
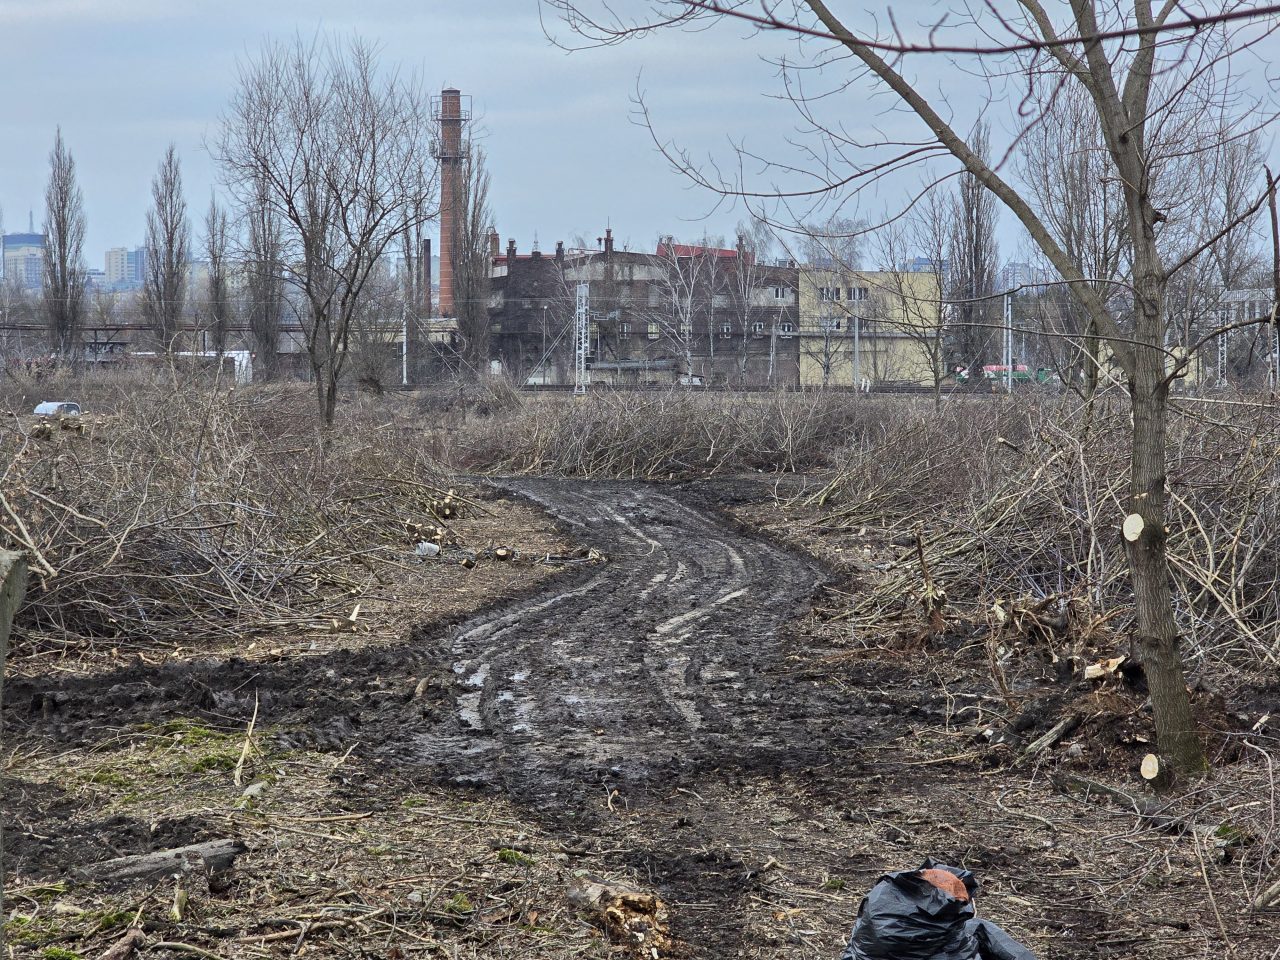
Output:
105,246,147,288
998,260,1048,293
2,232,46,289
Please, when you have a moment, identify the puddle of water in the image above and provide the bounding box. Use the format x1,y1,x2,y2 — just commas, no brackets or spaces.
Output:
459,692,482,728
465,664,490,688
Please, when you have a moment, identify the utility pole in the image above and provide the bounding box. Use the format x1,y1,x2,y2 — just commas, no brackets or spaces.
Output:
401,297,409,387
853,313,862,391
574,283,590,396
1003,292,1013,393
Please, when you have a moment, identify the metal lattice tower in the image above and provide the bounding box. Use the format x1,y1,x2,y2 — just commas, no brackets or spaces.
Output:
574,283,591,395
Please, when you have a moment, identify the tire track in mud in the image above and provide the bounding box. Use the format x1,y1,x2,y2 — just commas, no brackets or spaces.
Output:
404,479,830,799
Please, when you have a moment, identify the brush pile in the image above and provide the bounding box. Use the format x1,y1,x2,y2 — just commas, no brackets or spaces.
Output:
0,382,456,657
808,395,1280,673
455,389,884,478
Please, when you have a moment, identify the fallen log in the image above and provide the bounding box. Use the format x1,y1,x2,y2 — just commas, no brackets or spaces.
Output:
81,839,247,885
1022,712,1082,757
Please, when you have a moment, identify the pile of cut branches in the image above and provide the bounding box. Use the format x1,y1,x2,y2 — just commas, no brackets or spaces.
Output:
809,394,1280,673
0,383,457,656
454,389,885,478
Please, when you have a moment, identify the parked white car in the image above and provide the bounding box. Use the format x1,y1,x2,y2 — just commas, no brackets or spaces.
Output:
33,401,81,417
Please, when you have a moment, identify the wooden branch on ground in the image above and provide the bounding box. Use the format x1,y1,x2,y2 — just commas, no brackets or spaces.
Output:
81,840,248,885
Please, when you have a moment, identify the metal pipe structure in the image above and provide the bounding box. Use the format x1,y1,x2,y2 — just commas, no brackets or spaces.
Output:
574,283,590,396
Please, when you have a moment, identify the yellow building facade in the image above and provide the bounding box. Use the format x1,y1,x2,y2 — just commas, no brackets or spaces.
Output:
796,267,943,387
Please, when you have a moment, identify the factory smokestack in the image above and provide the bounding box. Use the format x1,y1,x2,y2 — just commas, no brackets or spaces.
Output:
434,88,468,318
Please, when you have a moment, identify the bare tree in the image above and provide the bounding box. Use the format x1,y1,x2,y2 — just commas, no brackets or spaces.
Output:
1020,85,1127,397
948,122,1000,376
203,196,233,358
142,145,189,353
42,128,87,360
452,144,494,378
876,193,951,408
797,215,862,271
348,272,403,393
728,219,775,385
215,35,434,424
243,184,284,381
400,171,438,385
543,0,1280,777
640,237,716,380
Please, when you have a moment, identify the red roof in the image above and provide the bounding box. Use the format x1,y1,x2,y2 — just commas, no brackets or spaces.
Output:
656,242,753,264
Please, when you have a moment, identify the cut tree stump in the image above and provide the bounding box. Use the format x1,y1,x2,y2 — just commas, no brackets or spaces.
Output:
0,549,30,924
81,839,248,885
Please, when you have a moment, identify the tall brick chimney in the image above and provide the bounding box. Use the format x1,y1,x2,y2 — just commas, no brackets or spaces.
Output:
489,229,500,260
604,227,614,257
555,241,565,266
436,88,465,317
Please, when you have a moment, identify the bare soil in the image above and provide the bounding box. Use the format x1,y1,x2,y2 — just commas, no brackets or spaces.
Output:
4,477,1278,959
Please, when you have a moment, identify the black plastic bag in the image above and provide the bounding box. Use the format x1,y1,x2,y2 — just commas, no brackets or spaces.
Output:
841,859,1035,960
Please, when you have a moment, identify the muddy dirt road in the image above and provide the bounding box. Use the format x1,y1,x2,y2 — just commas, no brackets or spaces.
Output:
410,479,837,800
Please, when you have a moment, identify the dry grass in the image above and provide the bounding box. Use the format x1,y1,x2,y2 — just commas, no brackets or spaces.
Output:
0,374,572,667
450,389,888,478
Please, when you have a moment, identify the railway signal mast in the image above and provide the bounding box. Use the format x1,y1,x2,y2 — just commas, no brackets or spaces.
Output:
574,283,590,395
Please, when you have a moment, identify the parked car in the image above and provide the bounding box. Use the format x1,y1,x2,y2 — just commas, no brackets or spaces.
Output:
33,401,82,417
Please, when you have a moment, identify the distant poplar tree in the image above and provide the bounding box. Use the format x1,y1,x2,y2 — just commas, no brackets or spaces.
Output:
42,128,88,359
203,196,232,357
142,145,190,353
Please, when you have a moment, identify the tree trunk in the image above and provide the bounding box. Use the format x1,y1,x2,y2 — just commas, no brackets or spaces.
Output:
322,372,339,427
1126,331,1207,779
1,550,30,921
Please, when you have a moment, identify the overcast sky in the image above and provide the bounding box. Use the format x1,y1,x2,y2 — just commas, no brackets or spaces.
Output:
1,0,815,264
3,1,1277,267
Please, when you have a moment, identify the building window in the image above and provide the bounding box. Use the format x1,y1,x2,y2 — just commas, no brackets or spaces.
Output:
647,322,660,340
780,321,795,337
679,322,693,340
821,317,842,332
719,322,732,339
753,321,765,336
771,286,789,300
848,286,869,302
619,321,631,336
